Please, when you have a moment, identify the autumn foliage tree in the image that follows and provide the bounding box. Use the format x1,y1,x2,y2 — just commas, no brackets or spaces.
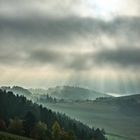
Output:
52,121,62,140
31,121,48,140
8,118,23,135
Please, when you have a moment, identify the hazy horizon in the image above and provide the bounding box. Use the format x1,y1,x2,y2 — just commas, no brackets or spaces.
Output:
0,84,138,97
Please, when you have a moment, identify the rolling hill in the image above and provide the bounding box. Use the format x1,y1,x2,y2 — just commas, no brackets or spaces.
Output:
41,94,140,140
46,86,110,100
1,85,111,102
1,86,32,97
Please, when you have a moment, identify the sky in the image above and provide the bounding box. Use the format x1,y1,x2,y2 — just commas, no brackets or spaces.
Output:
0,0,140,94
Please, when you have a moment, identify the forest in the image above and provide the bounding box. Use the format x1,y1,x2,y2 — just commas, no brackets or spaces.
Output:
0,89,106,140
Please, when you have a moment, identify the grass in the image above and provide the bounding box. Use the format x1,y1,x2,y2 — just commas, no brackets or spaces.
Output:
0,131,33,140
106,133,136,140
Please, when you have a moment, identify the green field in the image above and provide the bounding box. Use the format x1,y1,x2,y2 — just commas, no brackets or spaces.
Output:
41,101,140,140
106,133,136,140
0,131,33,140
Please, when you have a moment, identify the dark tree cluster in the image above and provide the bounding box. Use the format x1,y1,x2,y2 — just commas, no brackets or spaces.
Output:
39,94,57,103
0,89,107,140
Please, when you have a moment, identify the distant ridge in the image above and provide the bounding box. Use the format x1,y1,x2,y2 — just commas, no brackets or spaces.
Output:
1,86,32,97
46,86,110,100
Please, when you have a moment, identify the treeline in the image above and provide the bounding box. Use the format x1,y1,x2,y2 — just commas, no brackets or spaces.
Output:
38,94,65,103
0,116,76,140
0,89,107,140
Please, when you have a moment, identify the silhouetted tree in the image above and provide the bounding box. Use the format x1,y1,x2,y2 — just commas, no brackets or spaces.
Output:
93,128,106,140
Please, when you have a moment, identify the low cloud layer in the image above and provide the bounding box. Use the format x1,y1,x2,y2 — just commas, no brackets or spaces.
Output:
21,48,140,70
0,46,140,71
95,48,140,68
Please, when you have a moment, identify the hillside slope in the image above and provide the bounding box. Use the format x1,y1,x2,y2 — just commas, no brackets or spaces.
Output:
1,86,32,97
41,94,140,140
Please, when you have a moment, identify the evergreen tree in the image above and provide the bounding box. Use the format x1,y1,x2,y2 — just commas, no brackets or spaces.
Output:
52,121,62,140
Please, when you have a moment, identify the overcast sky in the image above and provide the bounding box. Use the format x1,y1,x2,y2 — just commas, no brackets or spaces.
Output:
0,0,140,94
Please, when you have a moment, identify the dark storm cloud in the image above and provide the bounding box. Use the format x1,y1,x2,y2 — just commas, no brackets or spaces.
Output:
95,48,140,68
66,48,140,70
0,16,104,42
28,48,92,70
0,16,140,45
29,49,63,64
0,44,140,71
26,48,140,70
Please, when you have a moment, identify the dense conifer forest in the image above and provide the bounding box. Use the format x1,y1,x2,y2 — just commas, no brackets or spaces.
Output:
0,89,106,140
